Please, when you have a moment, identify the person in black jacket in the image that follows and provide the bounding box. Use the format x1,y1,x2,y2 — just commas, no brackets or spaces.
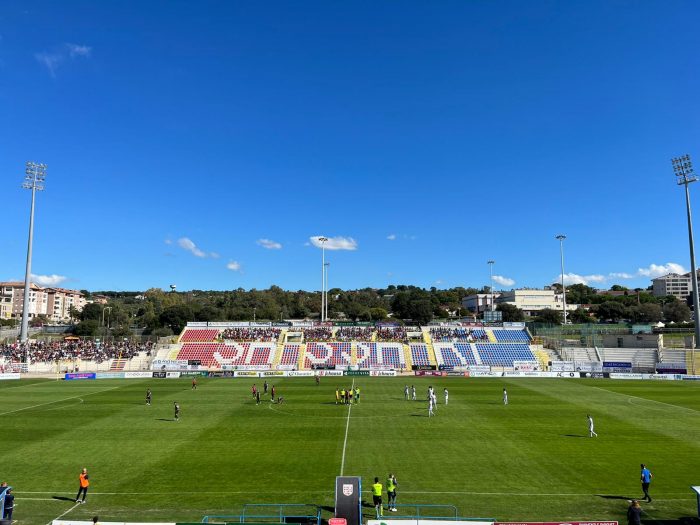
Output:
627,500,642,525
3,488,14,521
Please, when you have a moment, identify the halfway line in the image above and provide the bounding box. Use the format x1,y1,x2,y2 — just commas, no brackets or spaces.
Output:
339,378,355,476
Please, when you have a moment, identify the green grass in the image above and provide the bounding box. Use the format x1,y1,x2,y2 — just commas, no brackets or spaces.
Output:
3,377,700,525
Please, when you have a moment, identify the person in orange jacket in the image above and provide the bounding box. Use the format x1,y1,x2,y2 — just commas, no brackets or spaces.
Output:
75,468,89,504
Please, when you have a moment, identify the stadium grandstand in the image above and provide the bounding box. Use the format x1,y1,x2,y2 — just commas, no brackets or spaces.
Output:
2,321,697,375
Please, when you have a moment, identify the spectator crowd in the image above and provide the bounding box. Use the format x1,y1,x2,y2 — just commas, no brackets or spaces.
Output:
221,328,281,342
335,326,374,341
302,327,334,342
376,326,408,343
0,339,153,364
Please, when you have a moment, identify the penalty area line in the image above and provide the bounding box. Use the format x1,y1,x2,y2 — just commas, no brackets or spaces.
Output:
339,378,355,476
0,386,121,417
46,501,81,525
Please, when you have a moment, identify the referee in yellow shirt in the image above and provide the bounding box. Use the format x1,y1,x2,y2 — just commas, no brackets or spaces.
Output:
372,477,383,518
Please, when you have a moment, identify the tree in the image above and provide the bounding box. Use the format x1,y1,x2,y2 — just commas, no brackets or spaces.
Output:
610,284,628,292
628,303,663,323
496,303,525,322
159,305,194,333
569,307,594,324
595,301,628,322
80,303,103,322
73,320,99,336
535,308,562,324
664,301,691,323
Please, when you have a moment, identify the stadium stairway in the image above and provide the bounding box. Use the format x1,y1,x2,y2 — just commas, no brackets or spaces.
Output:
486,330,497,343
402,344,413,369
109,358,127,371
273,330,287,368
425,340,438,368
469,343,483,365
531,347,550,370
297,344,307,369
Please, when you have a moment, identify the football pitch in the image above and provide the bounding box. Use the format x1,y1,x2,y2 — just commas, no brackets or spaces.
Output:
3,377,700,525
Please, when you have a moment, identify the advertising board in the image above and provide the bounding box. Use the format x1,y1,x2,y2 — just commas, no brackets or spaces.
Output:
513,361,539,372
288,371,314,377
166,372,181,379
125,371,153,379
495,522,616,525
370,370,397,376
65,373,96,380
96,372,125,379
0,373,20,380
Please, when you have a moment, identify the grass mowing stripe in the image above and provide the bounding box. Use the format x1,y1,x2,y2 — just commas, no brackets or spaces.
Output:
0,385,122,416
340,378,355,476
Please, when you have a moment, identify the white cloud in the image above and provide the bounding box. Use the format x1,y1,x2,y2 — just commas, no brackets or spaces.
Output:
637,262,686,278
177,237,206,258
556,273,606,286
257,238,282,250
34,52,63,77
309,235,358,251
226,260,241,272
35,43,91,76
164,239,173,245
66,43,91,57
609,272,634,279
209,252,220,259
31,273,67,286
492,275,515,287
387,234,396,241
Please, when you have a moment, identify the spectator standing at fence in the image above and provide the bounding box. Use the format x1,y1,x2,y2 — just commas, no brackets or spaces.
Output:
627,500,642,525
386,474,397,512
75,468,89,504
146,388,152,406
372,477,384,518
640,464,653,502
3,488,14,521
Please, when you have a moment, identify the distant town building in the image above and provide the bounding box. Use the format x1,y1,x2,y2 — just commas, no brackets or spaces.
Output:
651,273,692,300
462,288,575,317
462,293,501,314
0,282,86,322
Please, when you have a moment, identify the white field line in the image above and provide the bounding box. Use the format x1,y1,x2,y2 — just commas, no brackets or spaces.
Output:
0,386,120,417
591,385,700,413
46,501,80,525
17,490,694,497
339,378,355,476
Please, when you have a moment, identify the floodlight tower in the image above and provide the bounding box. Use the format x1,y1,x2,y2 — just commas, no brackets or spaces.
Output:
487,260,495,312
318,236,328,322
673,154,700,368
324,262,330,321
555,235,567,325
20,162,47,344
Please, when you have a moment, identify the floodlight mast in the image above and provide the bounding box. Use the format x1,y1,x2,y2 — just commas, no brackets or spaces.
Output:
673,154,700,373
324,262,330,321
487,260,495,312
318,236,328,322
20,162,47,346
555,235,567,325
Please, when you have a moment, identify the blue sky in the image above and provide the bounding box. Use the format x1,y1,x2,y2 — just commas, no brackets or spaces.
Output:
1,1,699,292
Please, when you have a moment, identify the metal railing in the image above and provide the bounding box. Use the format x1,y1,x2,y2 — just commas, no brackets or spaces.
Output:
203,504,321,525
